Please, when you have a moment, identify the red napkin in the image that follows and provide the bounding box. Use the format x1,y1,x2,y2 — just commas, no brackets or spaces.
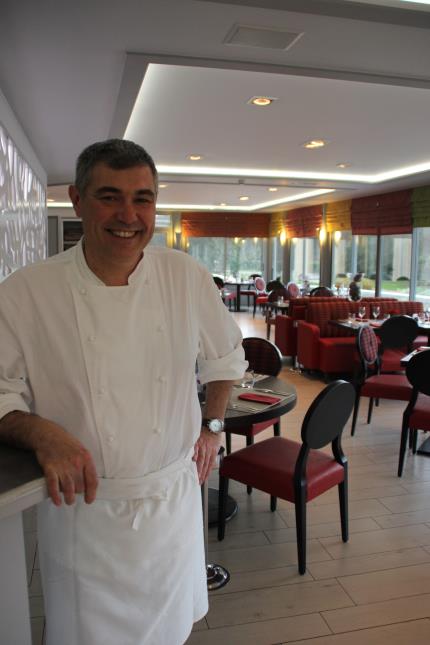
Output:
238,392,281,404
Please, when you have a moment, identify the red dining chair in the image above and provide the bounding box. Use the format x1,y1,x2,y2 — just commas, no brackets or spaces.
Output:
398,349,430,476
351,325,412,436
377,315,419,373
286,281,300,299
253,276,268,317
218,380,355,574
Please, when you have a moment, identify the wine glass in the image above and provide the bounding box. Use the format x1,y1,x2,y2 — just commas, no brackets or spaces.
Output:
372,305,380,319
241,370,255,389
357,305,366,321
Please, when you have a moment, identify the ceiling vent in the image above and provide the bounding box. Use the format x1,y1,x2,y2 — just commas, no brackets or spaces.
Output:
224,23,304,50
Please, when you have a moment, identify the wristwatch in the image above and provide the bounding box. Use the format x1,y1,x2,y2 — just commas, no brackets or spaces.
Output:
202,418,225,434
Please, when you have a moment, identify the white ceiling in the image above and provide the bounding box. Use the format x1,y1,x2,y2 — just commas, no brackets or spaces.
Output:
1,0,430,212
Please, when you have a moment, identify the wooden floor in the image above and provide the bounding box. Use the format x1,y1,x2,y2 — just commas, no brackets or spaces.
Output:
25,310,430,644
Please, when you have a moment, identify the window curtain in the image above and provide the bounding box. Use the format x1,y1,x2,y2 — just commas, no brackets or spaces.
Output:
325,200,351,232
181,212,270,237
351,189,412,235
412,186,430,228
282,205,323,238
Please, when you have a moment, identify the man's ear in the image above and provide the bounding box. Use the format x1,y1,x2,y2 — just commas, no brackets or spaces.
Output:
68,185,81,216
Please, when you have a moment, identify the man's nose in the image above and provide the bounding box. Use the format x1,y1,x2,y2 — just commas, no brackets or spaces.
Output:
117,200,138,224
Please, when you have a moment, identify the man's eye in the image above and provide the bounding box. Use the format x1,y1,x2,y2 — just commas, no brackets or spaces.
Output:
100,195,117,202
136,197,153,204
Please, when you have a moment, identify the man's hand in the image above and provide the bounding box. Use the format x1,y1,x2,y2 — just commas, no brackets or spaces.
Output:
35,426,98,506
193,428,222,485
0,411,99,506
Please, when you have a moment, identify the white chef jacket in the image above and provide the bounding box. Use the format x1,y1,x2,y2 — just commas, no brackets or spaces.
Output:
0,241,247,645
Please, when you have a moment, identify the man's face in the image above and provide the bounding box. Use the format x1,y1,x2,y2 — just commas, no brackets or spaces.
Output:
69,162,157,270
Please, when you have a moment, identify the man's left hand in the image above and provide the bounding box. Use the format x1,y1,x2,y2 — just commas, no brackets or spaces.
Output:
193,428,222,485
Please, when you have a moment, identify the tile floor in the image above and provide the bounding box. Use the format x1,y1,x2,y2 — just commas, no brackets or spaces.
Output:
23,310,430,644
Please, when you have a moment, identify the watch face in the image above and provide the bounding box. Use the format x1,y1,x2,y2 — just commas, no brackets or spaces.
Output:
207,418,224,434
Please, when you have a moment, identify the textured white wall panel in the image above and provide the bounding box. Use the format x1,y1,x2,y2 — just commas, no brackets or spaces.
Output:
0,122,47,279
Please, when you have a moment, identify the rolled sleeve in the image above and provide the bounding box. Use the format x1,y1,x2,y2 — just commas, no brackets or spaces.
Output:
197,341,247,384
0,302,33,421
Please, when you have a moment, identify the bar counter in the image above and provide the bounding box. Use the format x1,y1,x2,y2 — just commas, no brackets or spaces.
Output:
0,445,46,645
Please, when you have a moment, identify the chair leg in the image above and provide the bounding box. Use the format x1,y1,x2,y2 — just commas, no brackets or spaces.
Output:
398,417,410,477
412,429,419,454
294,489,307,575
246,435,254,494
270,495,277,511
338,478,349,542
351,391,361,436
367,398,374,424
217,475,229,541
225,432,232,455
274,421,280,437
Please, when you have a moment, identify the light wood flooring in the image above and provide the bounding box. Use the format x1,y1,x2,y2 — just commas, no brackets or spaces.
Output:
25,310,430,644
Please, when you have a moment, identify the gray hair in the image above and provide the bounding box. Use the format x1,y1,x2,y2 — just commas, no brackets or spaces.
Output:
74,139,158,194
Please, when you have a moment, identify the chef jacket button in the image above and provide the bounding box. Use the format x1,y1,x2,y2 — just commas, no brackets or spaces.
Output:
157,324,164,333
153,427,162,435
98,387,106,396
158,376,166,384
107,435,115,444
79,287,87,295
88,335,96,342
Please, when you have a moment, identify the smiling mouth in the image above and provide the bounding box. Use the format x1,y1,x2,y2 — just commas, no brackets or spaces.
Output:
108,230,140,238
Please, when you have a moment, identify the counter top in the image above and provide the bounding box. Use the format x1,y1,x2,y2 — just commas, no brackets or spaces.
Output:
0,445,46,520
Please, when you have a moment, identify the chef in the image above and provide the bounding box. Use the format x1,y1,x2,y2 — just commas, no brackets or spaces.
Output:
0,139,247,644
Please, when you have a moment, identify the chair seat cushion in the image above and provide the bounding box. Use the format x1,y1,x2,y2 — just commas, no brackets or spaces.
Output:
256,295,269,304
409,393,430,430
220,436,344,502
225,418,280,437
380,348,406,373
361,374,411,400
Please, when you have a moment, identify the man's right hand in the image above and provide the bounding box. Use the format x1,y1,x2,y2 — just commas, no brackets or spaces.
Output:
35,424,99,506
0,411,98,506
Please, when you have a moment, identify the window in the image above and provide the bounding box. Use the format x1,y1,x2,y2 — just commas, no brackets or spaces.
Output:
332,231,353,291
380,233,412,301
356,235,377,296
187,237,264,280
290,237,320,287
415,228,430,308
272,237,283,282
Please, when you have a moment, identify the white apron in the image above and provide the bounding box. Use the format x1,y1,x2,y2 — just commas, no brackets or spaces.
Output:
38,454,208,645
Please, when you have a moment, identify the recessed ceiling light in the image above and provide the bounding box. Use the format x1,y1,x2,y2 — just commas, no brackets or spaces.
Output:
239,196,249,201
47,198,55,202
188,154,202,161
303,139,327,149
219,202,227,207
248,96,277,107
336,162,351,169
159,183,168,188
268,187,278,192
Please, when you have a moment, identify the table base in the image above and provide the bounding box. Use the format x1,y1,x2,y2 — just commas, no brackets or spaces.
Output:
417,436,430,456
206,563,230,590
208,488,238,527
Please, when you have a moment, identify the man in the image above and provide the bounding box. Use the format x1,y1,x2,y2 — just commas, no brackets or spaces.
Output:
0,139,247,644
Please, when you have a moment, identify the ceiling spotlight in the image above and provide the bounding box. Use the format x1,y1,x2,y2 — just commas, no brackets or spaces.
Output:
248,96,277,107
336,162,351,169
268,187,278,192
239,196,249,201
159,183,168,188
47,198,55,202
303,139,327,149
188,154,202,161
219,202,227,207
